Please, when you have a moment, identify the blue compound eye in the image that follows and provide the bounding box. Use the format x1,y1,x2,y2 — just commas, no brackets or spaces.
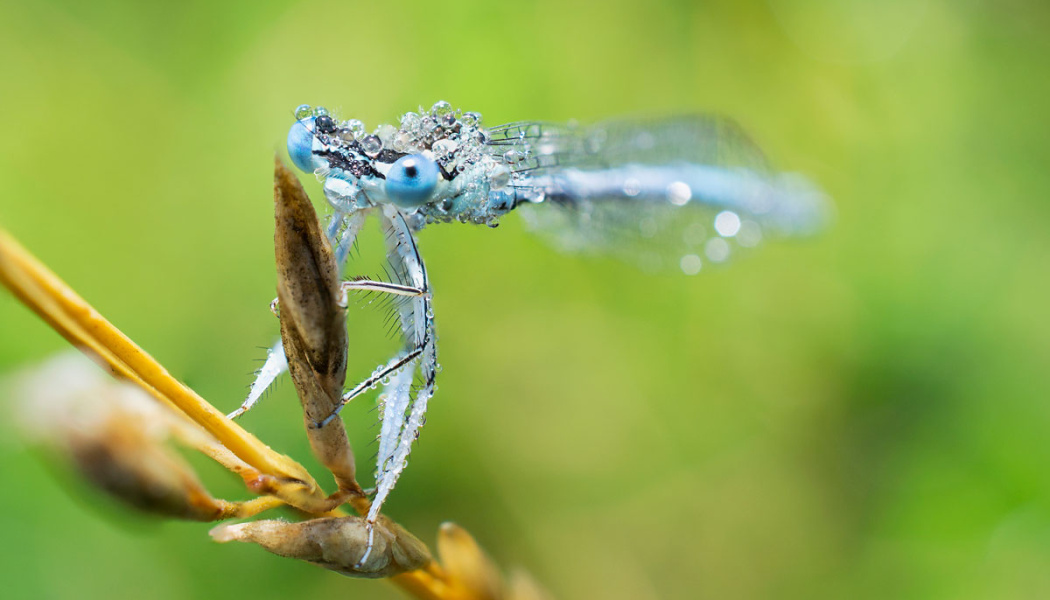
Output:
287,117,320,173
385,154,439,208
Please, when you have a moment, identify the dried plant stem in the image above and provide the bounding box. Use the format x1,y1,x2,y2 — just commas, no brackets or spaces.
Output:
0,229,327,510
0,227,512,600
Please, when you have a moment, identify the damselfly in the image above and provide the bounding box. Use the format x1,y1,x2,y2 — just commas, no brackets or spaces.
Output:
232,100,828,542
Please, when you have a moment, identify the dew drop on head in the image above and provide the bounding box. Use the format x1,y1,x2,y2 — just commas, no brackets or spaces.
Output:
360,135,383,155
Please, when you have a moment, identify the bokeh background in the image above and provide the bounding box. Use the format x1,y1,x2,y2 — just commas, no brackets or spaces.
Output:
1,0,1048,598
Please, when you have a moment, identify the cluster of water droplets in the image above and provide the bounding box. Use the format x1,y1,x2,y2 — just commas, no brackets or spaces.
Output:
295,101,489,172
294,102,514,227
393,100,489,168
673,209,764,275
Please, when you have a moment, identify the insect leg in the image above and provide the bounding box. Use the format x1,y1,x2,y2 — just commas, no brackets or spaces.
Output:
227,339,288,419
356,206,437,567
229,211,366,420
337,279,424,307
316,348,422,428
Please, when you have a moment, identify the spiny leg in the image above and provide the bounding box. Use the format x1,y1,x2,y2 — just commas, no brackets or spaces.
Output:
229,210,366,420
316,347,422,428
233,278,424,424
356,205,437,567
340,278,425,299
227,339,288,419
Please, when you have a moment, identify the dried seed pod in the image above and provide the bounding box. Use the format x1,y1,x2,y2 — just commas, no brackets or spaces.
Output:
273,157,359,493
438,522,504,600
13,353,241,521
211,515,431,578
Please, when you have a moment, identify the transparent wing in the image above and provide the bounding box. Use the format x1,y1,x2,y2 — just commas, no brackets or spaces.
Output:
485,116,827,273
486,116,772,173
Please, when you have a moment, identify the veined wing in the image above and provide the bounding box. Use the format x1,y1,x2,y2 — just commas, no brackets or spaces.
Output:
486,116,771,172
485,116,828,273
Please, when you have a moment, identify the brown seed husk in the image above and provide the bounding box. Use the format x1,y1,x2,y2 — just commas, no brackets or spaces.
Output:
273,157,358,493
211,515,432,578
14,353,233,521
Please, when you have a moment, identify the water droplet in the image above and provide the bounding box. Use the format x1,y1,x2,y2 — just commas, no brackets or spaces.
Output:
667,181,692,206
587,128,608,153
360,135,383,155
314,114,336,133
705,238,730,262
394,130,413,151
400,112,420,130
682,222,707,246
737,220,763,247
430,100,452,116
461,112,481,127
503,150,523,164
346,119,366,137
294,104,313,120
623,178,642,197
313,106,329,117
680,254,702,275
432,139,457,157
489,167,510,189
376,123,397,143
714,211,742,237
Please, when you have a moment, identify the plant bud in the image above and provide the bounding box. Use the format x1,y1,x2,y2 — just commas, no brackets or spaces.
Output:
211,515,431,578
438,522,504,600
506,569,555,600
273,158,359,493
13,352,231,521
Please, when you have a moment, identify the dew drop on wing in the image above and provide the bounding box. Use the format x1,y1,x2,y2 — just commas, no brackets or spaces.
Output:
508,114,827,273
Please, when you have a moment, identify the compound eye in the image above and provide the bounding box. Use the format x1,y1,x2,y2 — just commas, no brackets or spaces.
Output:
385,154,439,208
287,117,322,172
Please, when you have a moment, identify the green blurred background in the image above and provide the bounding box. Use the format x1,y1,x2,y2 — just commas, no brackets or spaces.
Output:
1,0,1048,598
